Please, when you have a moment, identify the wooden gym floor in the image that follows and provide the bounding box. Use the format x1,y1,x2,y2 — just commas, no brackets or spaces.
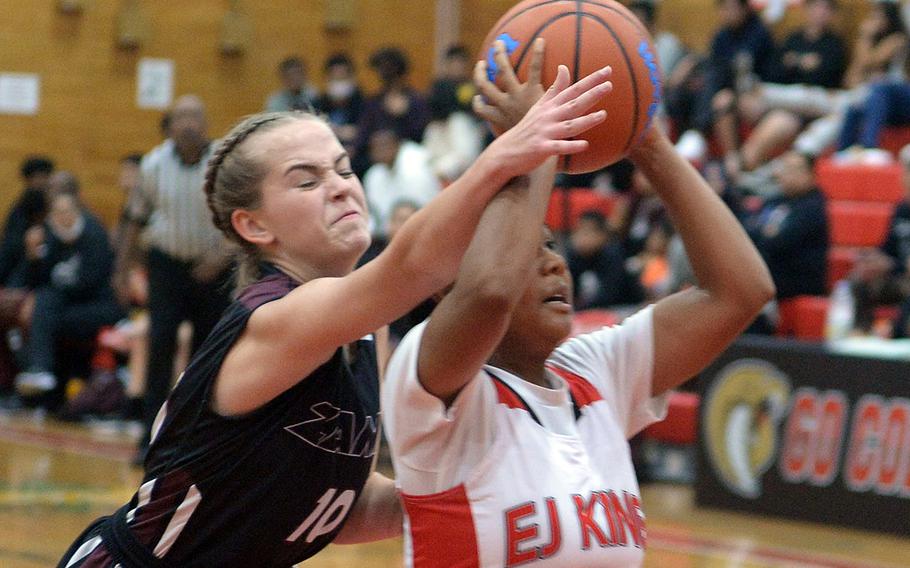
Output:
2,408,909,568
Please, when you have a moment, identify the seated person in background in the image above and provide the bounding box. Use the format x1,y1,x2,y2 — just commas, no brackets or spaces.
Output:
359,200,434,346
681,0,775,162
14,184,125,397
788,0,908,162
746,152,829,303
0,156,54,391
363,128,441,238
264,56,318,112
850,145,910,333
313,52,364,153
722,0,847,174
837,74,910,156
614,168,668,258
424,45,484,184
567,210,644,310
0,156,55,289
629,0,700,130
627,221,673,301
354,46,431,175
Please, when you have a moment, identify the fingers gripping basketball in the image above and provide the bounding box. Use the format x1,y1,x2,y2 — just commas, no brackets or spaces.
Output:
480,0,662,173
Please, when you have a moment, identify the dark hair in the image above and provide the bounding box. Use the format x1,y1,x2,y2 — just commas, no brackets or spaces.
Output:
577,210,609,232
279,56,305,74
796,151,817,171
122,153,143,166
51,171,80,198
629,1,656,25
444,44,470,60
874,1,907,44
369,47,410,77
160,112,171,137
324,52,355,72
806,0,838,9
20,156,54,179
204,111,325,289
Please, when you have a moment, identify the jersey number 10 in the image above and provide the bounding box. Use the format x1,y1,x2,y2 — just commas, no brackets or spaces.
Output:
286,487,357,544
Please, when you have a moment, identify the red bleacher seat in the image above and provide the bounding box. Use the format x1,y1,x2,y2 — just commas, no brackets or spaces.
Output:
827,247,857,292
643,392,699,445
880,126,910,157
545,189,620,231
777,295,829,340
816,159,903,204
827,201,893,247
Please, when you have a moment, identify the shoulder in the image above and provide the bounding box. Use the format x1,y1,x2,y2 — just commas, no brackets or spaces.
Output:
236,270,299,311
551,306,654,369
141,140,174,170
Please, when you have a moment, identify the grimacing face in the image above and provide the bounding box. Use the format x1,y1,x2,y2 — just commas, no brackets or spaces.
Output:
244,119,370,277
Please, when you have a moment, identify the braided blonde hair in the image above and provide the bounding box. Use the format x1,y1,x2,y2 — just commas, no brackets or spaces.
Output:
203,111,323,289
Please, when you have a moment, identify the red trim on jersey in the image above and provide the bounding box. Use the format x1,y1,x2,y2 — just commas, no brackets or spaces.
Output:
548,366,604,408
491,377,530,411
402,484,480,568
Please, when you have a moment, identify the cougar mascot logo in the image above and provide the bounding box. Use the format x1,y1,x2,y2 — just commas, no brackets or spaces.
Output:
704,359,791,498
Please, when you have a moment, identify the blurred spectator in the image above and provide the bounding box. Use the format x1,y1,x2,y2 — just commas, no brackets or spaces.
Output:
837,78,910,154
722,0,848,173
791,0,908,160
357,199,433,344
114,95,232,452
354,46,431,175
629,0,691,119
680,0,775,161
627,221,673,300
313,52,364,152
424,45,484,183
746,152,829,300
362,129,441,238
615,168,668,257
567,210,644,310
265,56,318,112
0,156,55,288
0,157,55,392
850,145,910,333
14,189,124,398
427,45,475,120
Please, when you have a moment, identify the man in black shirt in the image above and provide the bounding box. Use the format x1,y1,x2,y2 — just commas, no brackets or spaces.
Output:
746,152,829,300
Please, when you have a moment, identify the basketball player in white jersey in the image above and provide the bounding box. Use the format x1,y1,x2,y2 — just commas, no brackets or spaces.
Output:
382,44,775,567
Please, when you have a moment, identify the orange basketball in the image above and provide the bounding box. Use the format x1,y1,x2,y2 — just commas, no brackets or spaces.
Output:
480,0,662,173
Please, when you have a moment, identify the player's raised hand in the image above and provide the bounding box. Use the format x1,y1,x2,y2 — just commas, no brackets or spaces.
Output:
482,52,612,181
473,38,547,135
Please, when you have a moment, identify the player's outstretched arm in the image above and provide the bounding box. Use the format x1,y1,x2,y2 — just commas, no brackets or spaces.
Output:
215,48,611,415
630,128,775,397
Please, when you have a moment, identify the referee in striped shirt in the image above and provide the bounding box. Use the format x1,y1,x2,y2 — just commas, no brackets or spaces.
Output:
114,95,232,455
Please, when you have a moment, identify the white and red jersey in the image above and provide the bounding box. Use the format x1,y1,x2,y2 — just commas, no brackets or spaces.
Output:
383,306,668,568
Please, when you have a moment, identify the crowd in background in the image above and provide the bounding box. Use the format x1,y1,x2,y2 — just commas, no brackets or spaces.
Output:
2,0,910,452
